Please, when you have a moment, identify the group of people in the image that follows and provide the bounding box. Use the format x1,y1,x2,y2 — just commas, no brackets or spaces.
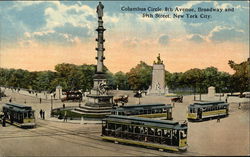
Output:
39,109,45,120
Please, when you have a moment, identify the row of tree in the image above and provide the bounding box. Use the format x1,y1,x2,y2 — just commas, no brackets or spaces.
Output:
0,59,249,95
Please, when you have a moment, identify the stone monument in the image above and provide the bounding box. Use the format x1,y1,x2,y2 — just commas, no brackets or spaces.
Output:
74,2,113,118
148,54,167,95
208,86,215,97
55,85,62,99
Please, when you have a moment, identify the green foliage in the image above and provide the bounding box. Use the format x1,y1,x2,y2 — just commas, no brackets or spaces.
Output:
228,59,250,94
54,63,96,91
0,63,96,92
1,59,247,95
127,61,152,90
165,66,232,96
113,71,130,90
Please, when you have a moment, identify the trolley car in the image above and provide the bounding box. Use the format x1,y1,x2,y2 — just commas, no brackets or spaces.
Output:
2,103,36,128
111,104,172,120
187,101,229,121
102,115,188,152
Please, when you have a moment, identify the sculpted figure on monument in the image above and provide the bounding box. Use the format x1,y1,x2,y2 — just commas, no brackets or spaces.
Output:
156,53,163,64
155,82,160,90
154,53,163,64
98,82,107,95
97,2,104,19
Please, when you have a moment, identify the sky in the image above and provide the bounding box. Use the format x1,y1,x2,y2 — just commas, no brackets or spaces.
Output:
0,1,249,74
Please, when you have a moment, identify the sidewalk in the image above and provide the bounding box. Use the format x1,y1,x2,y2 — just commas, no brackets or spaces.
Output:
44,117,102,124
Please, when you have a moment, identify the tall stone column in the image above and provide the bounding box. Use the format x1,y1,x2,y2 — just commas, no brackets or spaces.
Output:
95,2,105,74
92,2,108,95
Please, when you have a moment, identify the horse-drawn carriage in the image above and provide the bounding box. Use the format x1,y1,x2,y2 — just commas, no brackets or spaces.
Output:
114,95,128,105
61,91,82,102
171,95,183,103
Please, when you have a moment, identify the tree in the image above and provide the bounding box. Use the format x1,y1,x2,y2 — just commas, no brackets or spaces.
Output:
183,68,205,100
228,59,250,95
54,63,96,92
35,71,57,92
127,61,152,90
113,71,129,90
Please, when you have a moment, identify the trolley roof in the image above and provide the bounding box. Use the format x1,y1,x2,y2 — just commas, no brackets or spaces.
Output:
4,103,33,112
104,115,187,130
189,101,228,108
113,104,172,111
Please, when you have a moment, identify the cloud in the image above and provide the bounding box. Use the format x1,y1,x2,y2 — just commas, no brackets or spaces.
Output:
158,35,169,46
14,3,48,30
188,34,205,43
122,38,139,48
208,26,247,43
0,1,249,49
54,23,91,40
24,30,78,46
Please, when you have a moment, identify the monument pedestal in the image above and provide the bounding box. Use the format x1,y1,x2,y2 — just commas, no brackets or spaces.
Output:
55,85,63,99
208,86,215,97
148,64,166,95
73,76,114,118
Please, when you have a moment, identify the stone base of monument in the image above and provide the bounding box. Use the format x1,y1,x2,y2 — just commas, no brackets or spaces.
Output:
72,94,113,119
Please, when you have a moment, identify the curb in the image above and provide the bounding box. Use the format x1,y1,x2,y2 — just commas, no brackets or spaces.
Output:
42,117,102,124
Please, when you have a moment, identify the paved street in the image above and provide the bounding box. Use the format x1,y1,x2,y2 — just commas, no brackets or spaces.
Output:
0,88,249,156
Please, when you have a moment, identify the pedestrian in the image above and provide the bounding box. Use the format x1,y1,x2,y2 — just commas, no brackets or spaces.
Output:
42,110,45,120
63,111,67,122
217,116,220,123
39,109,43,119
63,103,65,108
39,98,42,104
183,120,188,126
238,103,241,109
2,115,6,127
10,114,14,124
9,97,12,103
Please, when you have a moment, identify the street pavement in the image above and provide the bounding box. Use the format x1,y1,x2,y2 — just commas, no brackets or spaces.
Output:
0,88,249,156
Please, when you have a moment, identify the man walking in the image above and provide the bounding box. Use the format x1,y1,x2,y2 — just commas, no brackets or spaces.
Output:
217,116,220,123
42,110,45,120
63,111,67,122
40,109,43,119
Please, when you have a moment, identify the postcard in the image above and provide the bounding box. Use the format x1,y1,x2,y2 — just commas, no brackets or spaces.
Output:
0,1,249,156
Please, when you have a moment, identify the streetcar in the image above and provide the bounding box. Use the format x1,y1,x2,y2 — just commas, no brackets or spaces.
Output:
102,115,188,152
2,103,36,128
111,104,172,120
187,101,229,121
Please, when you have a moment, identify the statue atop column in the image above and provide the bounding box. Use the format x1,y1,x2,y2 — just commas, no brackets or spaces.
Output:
96,2,104,19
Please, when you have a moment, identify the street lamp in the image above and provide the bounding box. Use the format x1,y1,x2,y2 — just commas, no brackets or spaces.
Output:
0,87,2,101
50,93,53,114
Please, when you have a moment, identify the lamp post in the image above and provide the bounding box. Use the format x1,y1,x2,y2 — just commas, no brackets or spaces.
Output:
0,87,2,101
50,94,53,114
138,90,142,104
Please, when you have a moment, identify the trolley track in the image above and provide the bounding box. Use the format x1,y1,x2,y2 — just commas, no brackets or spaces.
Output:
35,121,195,156
29,121,186,155
0,120,203,156
34,121,169,156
